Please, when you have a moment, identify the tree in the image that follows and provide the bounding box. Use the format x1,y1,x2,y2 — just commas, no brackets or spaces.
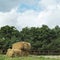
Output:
0,25,20,53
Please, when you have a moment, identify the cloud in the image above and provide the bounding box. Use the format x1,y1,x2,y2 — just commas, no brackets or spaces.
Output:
0,0,39,12
38,0,60,28
0,9,45,30
0,0,60,30
0,9,18,27
38,8,60,28
39,0,60,9
0,0,21,12
17,10,40,27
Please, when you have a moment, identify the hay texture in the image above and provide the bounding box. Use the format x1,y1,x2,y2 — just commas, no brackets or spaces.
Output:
12,42,31,51
13,49,22,57
6,49,22,57
6,42,31,57
22,50,29,56
23,42,31,51
6,49,14,57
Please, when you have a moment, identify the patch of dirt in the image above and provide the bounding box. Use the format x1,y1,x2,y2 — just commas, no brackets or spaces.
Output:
43,55,60,59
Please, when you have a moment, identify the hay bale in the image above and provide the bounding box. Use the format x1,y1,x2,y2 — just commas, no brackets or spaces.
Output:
13,49,22,57
6,49,22,57
23,42,31,51
12,42,31,51
13,49,29,56
6,42,31,57
12,42,24,50
6,49,14,57
22,50,29,56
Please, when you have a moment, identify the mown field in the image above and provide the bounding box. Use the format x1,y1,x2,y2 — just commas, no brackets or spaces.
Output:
0,55,60,60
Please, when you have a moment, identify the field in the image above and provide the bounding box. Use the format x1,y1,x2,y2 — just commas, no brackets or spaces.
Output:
0,55,60,60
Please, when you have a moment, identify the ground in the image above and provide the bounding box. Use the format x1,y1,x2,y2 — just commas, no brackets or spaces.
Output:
0,54,60,60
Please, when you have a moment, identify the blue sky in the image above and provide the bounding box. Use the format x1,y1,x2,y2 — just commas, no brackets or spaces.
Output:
18,0,42,12
18,3,40,12
0,0,60,30
0,0,40,12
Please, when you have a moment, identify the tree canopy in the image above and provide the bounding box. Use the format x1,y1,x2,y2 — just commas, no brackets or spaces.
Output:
0,25,60,54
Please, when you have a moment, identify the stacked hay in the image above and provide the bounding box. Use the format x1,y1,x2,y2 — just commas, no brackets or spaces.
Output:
6,42,31,57
12,42,31,51
6,49,22,57
6,49,14,57
22,50,30,56
12,42,31,56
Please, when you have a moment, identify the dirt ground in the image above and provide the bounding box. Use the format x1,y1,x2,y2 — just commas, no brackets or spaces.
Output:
43,55,60,59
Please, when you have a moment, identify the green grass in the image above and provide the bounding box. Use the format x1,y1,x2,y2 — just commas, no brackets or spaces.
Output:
0,55,60,60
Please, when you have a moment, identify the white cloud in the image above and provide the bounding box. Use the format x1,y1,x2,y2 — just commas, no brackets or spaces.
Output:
0,0,39,12
0,0,60,30
0,9,18,27
38,8,60,28
0,9,45,30
0,0,21,12
38,0,60,28
17,10,39,28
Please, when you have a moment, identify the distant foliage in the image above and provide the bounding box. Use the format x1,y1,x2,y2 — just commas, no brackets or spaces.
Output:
0,25,60,54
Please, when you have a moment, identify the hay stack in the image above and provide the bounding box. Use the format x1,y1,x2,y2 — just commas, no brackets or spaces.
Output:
12,42,31,51
6,42,31,57
6,49,14,57
22,50,29,56
6,49,22,57
13,49,22,57
23,42,31,51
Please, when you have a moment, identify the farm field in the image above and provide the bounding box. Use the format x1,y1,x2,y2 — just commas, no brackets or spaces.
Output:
0,55,60,60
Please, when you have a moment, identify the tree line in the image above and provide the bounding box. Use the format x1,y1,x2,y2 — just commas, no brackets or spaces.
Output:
0,25,60,54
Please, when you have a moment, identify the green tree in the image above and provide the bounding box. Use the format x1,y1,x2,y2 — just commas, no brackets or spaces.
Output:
0,25,20,53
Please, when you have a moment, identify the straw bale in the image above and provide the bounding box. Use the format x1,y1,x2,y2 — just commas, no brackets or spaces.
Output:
6,49,14,57
12,42,31,51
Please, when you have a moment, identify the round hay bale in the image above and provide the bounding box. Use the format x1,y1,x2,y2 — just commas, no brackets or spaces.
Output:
23,42,31,51
22,50,29,56
13,49,22,57
12,42,24,50
12,49,29,57
6,49,22,57
12,42,31,51
6,49,14,57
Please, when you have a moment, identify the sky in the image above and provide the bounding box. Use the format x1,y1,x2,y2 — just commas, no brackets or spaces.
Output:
0,0,60,30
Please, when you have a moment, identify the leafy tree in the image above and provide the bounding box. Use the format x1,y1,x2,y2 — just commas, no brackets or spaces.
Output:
0,25,20,53
0,25,60,54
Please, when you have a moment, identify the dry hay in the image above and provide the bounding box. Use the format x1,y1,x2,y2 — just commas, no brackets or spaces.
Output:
13,49,22,57
6,49,22,57
21,50,29,56
23,42,31,51
12,42,31,51
13,49,29,57
6,49,14,57
6,42,31,57
12,42,24,50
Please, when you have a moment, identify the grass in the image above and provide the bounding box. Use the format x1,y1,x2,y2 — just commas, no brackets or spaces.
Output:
0,54,60,60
